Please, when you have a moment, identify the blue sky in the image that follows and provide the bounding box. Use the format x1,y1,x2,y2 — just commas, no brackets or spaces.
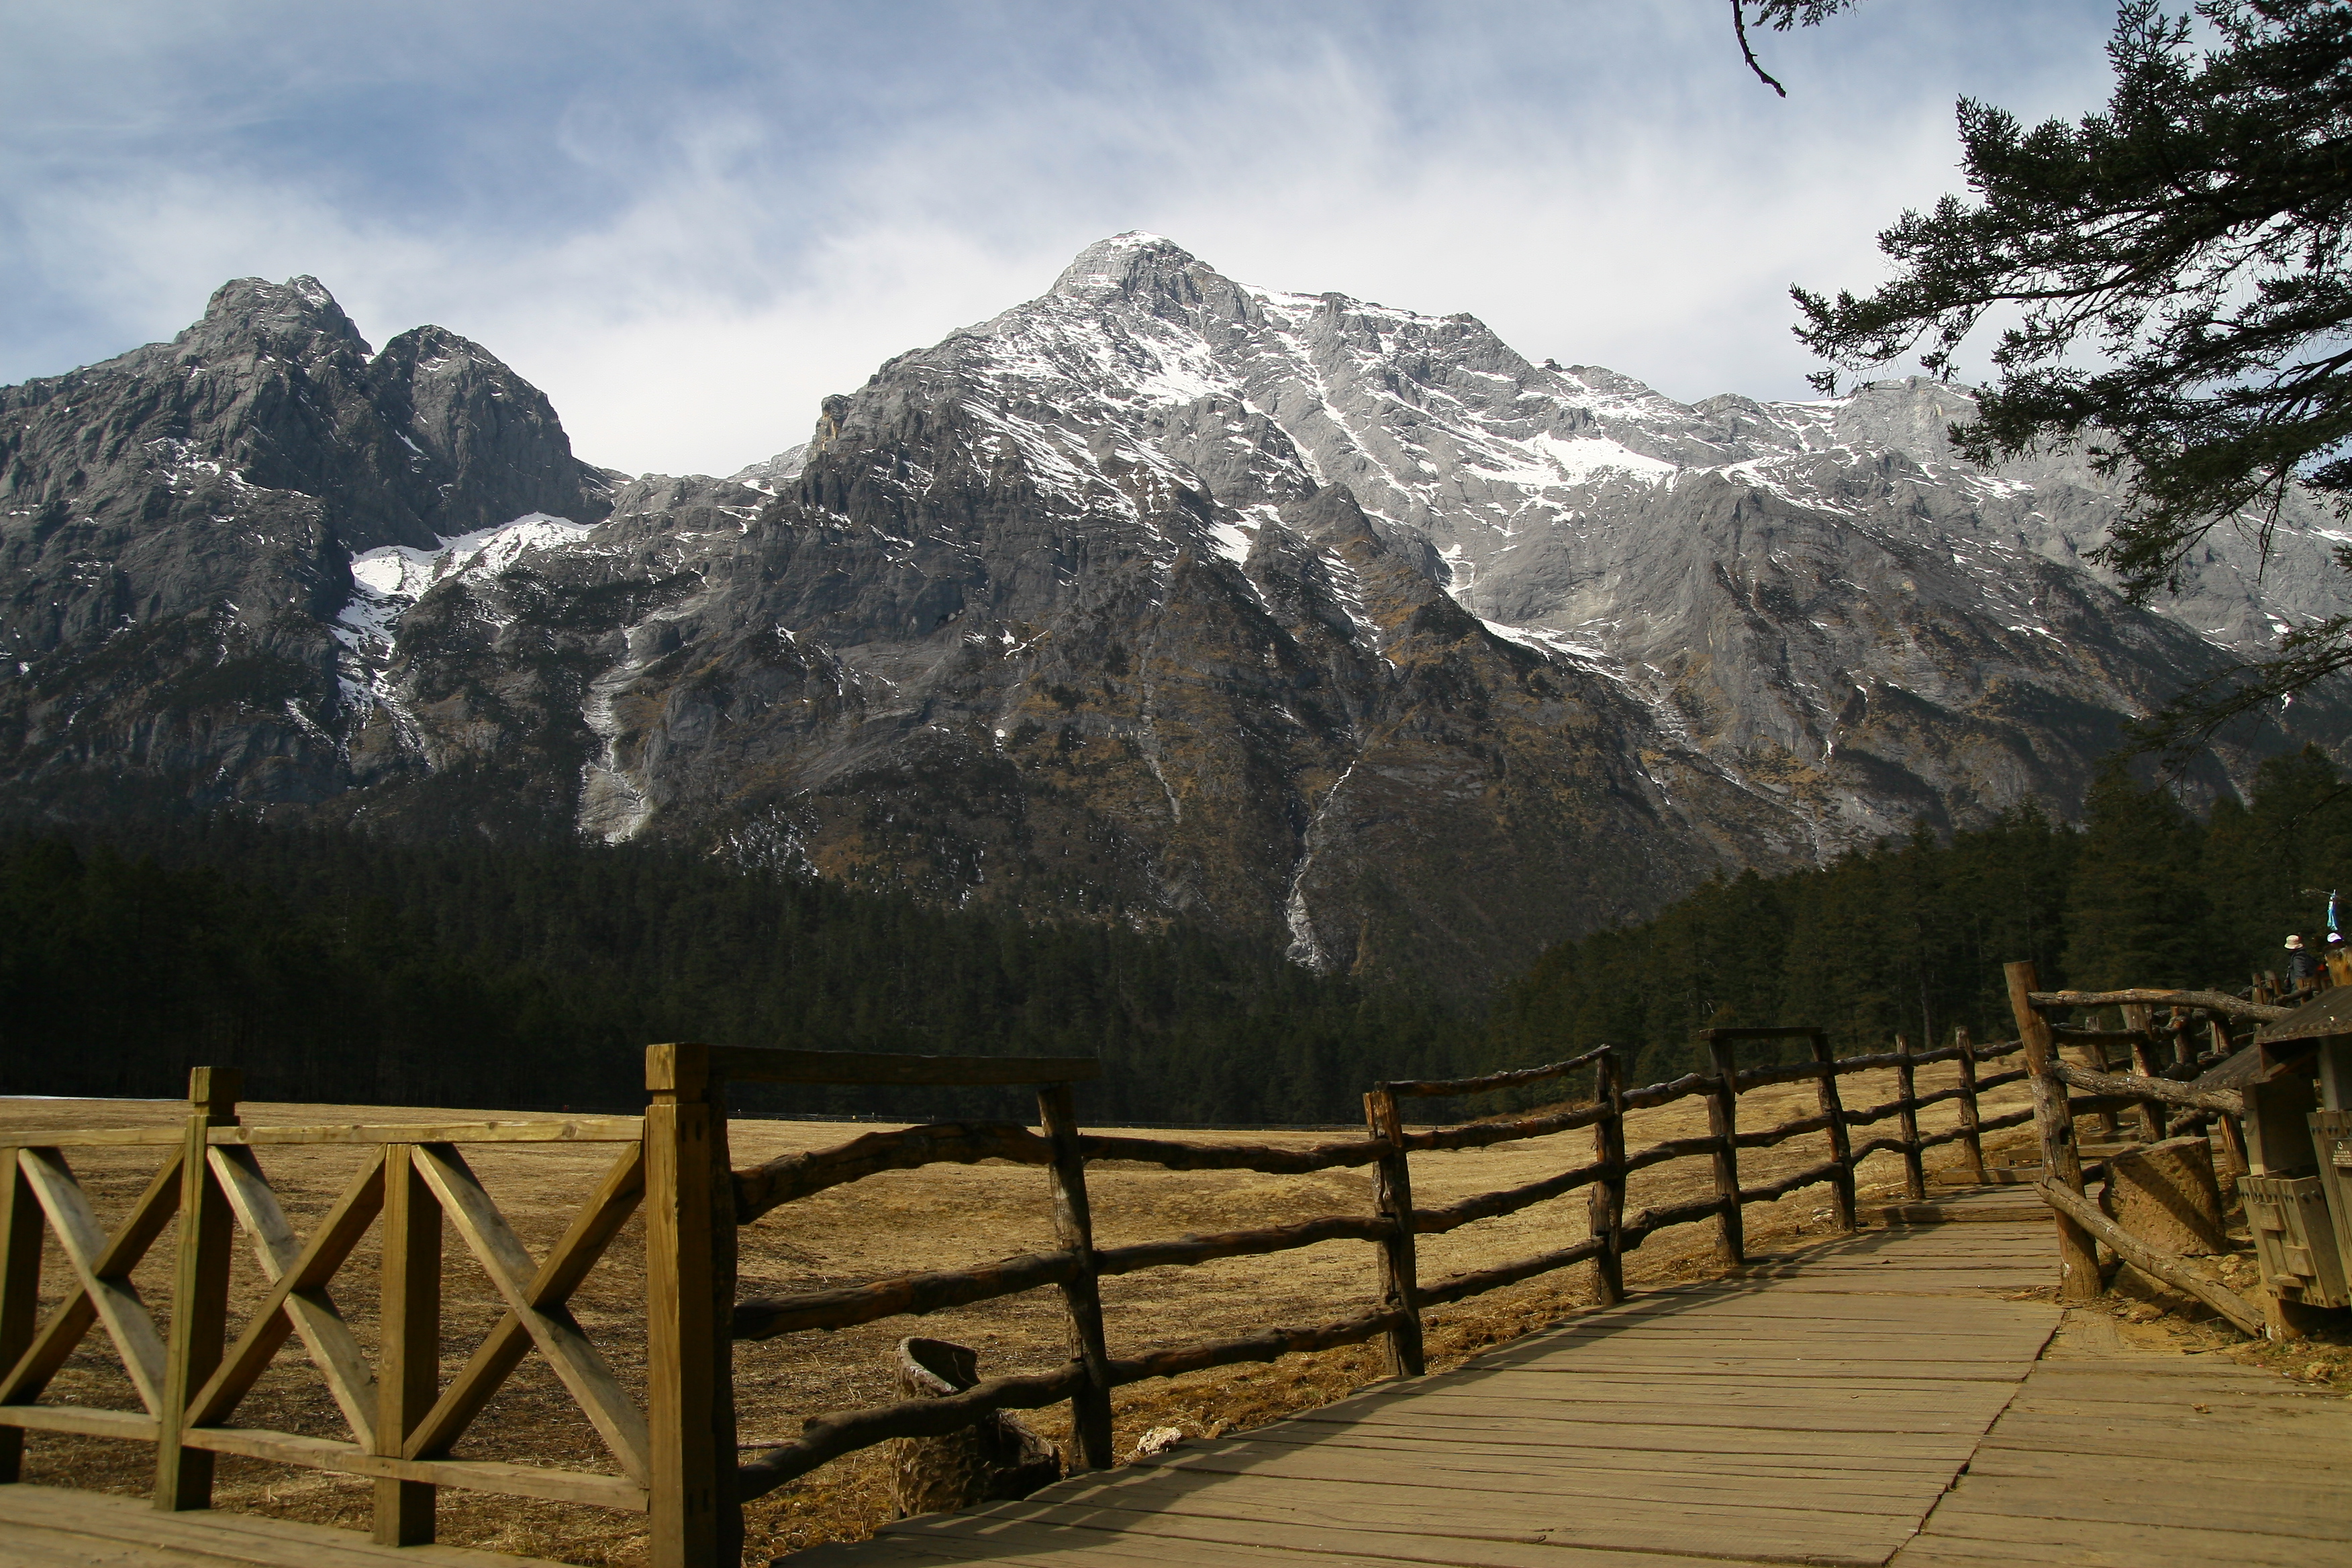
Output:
1,1,2120,477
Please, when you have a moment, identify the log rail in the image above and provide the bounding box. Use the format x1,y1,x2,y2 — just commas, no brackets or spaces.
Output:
1,1028,2035,1567
723,1026,2029,1499
2006,965,2271,1332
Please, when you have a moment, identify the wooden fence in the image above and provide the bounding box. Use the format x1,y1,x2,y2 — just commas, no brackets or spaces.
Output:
2004,961,2280,1335
0,1030,2030,1565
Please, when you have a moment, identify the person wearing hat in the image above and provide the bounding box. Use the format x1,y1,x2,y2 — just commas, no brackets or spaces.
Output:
2286,933,2322,990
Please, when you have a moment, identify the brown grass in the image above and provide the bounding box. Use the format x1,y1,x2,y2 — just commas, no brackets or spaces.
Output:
0,1059,2029,1564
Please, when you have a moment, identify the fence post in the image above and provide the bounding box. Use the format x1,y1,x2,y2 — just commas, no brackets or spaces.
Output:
2122,1003,2165,1142
1810,1031,1857,1230
1036,1083,1114,1470
374,1142,442,1545
1700,1036,1744,1266
1363,1087,1425,1378
1952,1026,1987,1183
0,1143,40,1485
645,1044,741,1568
2006,961,2100,1302
155,1066,240,1512
1587,1046,1626,1306
1893,1035,1926,1201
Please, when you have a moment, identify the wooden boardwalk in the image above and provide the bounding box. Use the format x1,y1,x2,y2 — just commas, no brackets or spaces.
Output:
795,1190,2352,1568
3,1189,2347,1568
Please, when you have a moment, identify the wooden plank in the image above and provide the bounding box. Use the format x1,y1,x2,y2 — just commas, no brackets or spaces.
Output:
194,1147,383,1446
877,1513,1696,1568
1966,1444,2352,1492
0,1482,579,1568
1912,1503,2338,1567
0,1404,159,1440
642,1044,738,1568
1052,1457,1924,1524
1146,1444,1950,1510
13,1149,174,1414
1977,1414,2352,1467
951,1494,1900,1568
1271,1413,1983,1462
181,1427,648,1512
1286,1394,2002,1438
1018,1473,1919,1559
1434,1377,2016,1417
1936,1467,2352,1535
215,1118,644,1146
0,1147,40,1482
1452,1371,2024,1402
375,1145,440,1545
1195,1424,1967,1476
0,1129,186,1149
705,1045,1098,1085
407,1142,642,1460
155,1069,241,1512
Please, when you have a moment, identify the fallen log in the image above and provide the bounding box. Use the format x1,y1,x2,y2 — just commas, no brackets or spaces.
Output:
2034,1181,2263,1337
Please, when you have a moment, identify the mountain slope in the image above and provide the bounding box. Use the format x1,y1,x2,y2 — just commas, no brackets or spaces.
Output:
1,237,2343,991
0,277,612,812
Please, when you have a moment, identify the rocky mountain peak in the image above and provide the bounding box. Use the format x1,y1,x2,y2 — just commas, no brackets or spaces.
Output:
1044,232,1257,328
185,275,369,362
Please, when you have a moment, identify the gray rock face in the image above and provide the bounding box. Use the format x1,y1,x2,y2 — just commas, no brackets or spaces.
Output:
1,240,2344,990
0,277,612,810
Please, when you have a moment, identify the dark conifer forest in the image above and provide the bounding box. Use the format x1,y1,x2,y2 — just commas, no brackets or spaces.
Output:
6,748,2351,1124
0,816,1469,1124
1491,748,2352,1088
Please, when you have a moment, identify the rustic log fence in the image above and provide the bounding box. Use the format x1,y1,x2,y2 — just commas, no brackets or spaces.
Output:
1,1028,2032,1565
2004,960,2280,1336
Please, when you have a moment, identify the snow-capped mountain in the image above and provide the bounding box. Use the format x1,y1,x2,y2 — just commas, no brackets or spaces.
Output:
2,236,2342,990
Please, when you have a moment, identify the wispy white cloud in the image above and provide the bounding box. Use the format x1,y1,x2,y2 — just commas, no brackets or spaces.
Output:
0,1,2120,477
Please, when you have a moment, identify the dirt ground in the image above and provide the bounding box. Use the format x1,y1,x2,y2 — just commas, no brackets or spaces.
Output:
0,1059,2032,1564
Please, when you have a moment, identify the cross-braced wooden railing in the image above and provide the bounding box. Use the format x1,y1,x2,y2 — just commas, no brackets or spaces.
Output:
1,1030,2034,1567
0,1067,699,1555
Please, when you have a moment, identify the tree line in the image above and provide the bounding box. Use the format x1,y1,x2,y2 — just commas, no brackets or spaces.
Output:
0,816,1470,1124
1487,747,2352,1091
6,746,2351,1123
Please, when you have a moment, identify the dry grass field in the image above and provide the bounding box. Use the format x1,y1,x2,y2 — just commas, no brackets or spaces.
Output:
0,1058,2032,1564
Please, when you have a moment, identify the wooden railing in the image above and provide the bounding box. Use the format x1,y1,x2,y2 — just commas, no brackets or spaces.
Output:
719,1027,2030,1511
1,1028,2032,1565
2004,961,2275,1335
0,1071,676,1545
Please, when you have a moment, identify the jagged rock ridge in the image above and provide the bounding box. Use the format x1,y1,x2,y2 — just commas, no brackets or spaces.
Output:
1,238,2343,991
